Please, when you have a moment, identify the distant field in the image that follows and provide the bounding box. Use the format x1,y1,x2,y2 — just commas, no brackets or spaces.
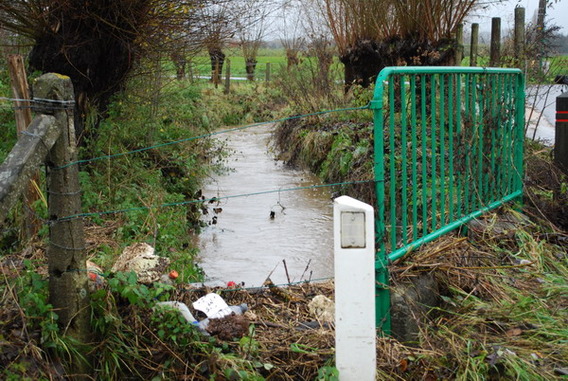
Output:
190,47,287,79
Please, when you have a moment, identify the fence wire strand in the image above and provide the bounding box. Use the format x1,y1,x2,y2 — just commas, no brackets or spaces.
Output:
53,179,375,224
55,104,370,169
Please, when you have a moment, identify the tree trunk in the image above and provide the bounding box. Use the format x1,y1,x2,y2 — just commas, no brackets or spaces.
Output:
171,51,187,80
340,37,457,91
208,47,225,84
340,40,383,90
26,4,139,146
245,58,257,81
286,49,300,68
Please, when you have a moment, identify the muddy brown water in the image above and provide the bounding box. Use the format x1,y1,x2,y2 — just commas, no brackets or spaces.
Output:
195,124,334,287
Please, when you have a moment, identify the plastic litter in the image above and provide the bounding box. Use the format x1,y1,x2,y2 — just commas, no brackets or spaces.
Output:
154,296,249,337
155,301,197,324
111,243,170,283
193,293,248,319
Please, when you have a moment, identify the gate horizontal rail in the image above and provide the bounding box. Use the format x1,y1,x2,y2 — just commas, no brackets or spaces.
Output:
371,67,525,333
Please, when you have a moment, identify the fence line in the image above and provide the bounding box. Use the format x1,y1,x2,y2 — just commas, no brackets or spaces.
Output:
55,105,370,169
50,179,374,224
1,91,373,233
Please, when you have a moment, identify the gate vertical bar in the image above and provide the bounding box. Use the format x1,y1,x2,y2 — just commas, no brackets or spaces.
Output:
440,74,447,226
371,72,390,334
514,72,525,197
410,76,418,241
389,80,397,252
430,75,438,231
448,75,455,221
421,76,428,237
455,74,463,217
400,77,408,245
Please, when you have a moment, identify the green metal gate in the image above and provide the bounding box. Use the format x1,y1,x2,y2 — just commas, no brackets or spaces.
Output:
370,67,525,333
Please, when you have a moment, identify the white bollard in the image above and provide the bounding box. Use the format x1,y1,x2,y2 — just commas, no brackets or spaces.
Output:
334,196,376,380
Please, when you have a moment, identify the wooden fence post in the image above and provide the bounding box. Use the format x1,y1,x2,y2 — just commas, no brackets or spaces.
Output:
224,58,231,94
214,59,220,88
455,24,464,66
8,54,40,238
265,62,271,82
514,7,526,70
555,92,568,175
490,17,501,67
470,23,479,67
33,73,89,344
537,0,547,71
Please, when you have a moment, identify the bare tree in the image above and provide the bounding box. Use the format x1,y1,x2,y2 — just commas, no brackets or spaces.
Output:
195,2,241,84
302,1,336,93
0,0,218,143
237,3,276,81
320,0,481,88
279,0,305,68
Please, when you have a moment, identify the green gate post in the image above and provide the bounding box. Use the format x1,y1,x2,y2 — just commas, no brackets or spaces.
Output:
371,88,391,335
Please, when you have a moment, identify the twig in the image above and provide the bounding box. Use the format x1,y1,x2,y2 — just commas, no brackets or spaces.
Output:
299,259,311,281
282,259,291,284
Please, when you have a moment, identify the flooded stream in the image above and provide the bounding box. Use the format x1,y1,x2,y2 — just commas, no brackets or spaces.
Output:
196,124,334,287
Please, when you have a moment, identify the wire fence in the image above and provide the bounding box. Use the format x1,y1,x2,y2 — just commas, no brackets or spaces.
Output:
0,95,371,227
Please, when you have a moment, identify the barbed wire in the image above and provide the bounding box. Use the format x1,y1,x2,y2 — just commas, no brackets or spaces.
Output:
55,104,371,169
0,96,75,104
50,179,375,224
0,96,75,111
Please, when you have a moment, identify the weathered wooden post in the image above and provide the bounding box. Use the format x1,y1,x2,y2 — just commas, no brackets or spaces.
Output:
537,0,547,71
224,58,231,94
514,7,526,70
555,92,568,175
490,17,501,67
8,54,40,238
214,59,220,88
455,24,464,66
188,60,195,83
33,74,89,342
470,23,479,67
265,62,271,82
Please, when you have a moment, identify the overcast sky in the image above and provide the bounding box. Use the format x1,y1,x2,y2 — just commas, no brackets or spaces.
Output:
467,0,568,33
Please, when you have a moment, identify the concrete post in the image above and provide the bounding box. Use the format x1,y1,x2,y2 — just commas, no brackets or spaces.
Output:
455,24,464,66
334,196,376,380
33,73,89,343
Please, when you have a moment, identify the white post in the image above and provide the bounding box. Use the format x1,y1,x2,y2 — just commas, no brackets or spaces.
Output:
333,196,376,380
